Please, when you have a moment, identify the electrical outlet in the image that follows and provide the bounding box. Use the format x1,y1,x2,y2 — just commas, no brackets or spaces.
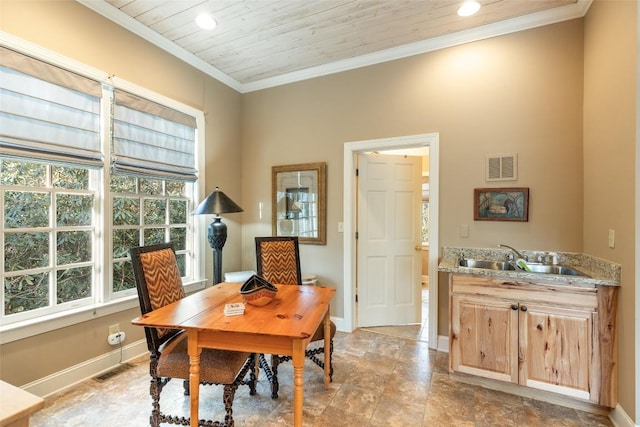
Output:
108,324,120,336
107,331,126,346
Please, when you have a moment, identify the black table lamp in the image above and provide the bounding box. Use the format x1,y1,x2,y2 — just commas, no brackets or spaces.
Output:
193,187,243,285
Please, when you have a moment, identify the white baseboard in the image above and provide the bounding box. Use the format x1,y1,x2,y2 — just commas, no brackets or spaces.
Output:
437,334,449,352
610,403,637,427
22,339,148,398
331,316,349,332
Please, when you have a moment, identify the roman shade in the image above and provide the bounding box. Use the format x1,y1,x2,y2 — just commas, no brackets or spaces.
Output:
0,47,103,167
111,90,197,182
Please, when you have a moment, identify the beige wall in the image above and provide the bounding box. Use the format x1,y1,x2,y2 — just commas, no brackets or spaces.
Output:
240,19,585,319
583,0,637,420
0,1,244,386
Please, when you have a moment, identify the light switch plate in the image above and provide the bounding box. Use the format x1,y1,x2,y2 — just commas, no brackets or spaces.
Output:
460,224,469,238
608,229,615,248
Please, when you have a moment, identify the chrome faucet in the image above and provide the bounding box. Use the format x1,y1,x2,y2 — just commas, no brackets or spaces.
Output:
498,244,526,261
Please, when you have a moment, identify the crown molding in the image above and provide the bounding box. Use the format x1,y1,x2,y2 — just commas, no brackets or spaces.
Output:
76,0,592,94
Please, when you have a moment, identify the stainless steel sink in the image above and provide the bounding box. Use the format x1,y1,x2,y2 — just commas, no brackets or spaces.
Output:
458,259,590,277
522,263,589,277
458,259,515,271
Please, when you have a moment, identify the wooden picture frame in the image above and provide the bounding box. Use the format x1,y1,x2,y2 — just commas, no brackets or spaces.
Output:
474,187,529,221
272,162,327,245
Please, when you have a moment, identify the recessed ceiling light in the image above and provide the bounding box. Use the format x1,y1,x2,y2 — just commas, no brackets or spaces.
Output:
457,1,481,17
195,13,217,30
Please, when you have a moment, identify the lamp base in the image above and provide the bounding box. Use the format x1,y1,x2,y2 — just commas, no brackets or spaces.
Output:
208,217,227,285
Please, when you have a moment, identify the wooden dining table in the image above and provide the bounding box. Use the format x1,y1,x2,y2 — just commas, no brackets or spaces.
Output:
132,281,336,427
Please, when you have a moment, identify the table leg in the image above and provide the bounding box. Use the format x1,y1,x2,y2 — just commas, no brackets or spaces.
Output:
323,307,331,390
188,330,201,427
292,339,304,427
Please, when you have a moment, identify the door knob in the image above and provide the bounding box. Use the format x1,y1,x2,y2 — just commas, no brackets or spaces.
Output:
415,245,422,251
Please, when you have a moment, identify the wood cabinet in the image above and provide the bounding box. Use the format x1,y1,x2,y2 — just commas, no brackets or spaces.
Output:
449,274,618,407
450,293,519,383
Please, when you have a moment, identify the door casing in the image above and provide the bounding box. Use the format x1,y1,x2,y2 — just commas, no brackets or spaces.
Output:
342,133,440,349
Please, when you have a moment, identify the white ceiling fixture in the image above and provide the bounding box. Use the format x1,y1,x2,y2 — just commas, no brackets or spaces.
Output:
195,13,217,31
458,1,482,17
76,0,592,93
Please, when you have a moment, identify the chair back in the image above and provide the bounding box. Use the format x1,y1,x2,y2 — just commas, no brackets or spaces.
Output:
130,243,185,352
255,237,302,285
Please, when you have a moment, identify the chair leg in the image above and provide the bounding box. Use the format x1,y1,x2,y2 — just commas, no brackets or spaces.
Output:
247,353,257,396
269,354,280,399
149,376,161,427
305,340,334,382
222,383,238,427
329,340,334,380
149,355,161,427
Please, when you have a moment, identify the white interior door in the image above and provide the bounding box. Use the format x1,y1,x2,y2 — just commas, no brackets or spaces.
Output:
357,153,422,327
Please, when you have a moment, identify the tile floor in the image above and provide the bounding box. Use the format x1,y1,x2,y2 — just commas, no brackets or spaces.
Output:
30,324,613,426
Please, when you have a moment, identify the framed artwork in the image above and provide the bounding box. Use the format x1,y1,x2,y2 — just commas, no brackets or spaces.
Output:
272,162,326,245
474,187,529,221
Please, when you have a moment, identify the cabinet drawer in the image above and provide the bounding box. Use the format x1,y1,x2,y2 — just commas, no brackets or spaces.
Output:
450,275,597,310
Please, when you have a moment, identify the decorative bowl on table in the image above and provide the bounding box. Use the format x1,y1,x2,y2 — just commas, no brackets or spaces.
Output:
240,275,278,306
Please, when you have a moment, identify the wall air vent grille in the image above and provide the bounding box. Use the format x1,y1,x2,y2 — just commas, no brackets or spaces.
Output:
486,154,517,181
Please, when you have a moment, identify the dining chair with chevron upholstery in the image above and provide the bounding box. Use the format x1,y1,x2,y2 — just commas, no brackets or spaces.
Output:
254,236,336,399
130,242,256,427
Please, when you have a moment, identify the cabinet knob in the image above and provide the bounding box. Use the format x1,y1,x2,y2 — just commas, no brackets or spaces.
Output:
511,304,518,310
520,305,528,312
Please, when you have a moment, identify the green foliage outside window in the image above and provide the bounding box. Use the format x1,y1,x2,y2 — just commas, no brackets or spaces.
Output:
4,232,50,271
2,159,191,318
3,161,93,315
4,191,50,228
1,161,45,186
143,199,166,224
140,178,163,195
111,175,189,294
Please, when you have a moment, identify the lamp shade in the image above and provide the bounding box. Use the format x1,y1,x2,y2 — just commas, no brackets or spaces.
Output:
193,187,243,215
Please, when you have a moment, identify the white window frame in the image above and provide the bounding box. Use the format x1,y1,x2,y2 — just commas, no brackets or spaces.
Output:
0,32,207,344
1,165,101,324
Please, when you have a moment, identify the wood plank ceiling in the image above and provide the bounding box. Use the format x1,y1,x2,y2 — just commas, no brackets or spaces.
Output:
79,0,584,92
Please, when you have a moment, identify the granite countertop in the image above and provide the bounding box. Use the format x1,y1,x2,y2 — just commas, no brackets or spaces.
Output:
438,246,620,287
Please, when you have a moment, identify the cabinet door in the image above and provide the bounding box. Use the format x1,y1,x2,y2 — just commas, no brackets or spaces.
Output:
450,294,519,383
519,303,593,401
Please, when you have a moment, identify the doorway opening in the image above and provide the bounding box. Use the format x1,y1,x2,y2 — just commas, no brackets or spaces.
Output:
342,133,439,349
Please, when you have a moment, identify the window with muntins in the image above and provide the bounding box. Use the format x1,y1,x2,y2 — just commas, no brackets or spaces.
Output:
0,46,202,328
111,176,192,296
